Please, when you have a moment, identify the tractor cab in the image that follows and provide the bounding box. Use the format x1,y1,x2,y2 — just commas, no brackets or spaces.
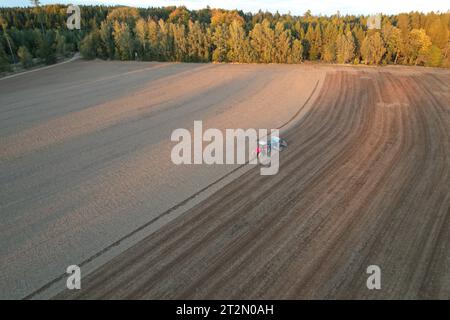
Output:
256,136,287,157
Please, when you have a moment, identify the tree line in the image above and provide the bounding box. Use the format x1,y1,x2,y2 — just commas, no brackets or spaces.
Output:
1,5,449,71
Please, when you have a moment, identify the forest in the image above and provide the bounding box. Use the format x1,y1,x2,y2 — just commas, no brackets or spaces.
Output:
0,4,449,71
